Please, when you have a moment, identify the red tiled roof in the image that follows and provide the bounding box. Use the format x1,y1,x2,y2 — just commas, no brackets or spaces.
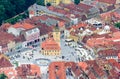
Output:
86,30,120,48
113,31,120,38
110,25,119,32
1,23,11,31
72,22,87,30
70,31,77,36
37,24,53,36
98,49,119,57
41,38,61,50
78,3,93,10
0,31,16,48
49,62,83,79
16,64,40,78
118,53,120,58
0,67,17,79
86,60,105,77
33,16,48,21
97,0,116,4
0,54,12,68
78,62,88,71
108,59,120,70
49,62,66,79
29,64,41,76
13,23,34,30
88,71,96,79
109,68,119,78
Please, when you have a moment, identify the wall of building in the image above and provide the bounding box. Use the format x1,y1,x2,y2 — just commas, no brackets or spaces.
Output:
41,50,61,56
7,41,16,52
69,35,79,42
53,31,61,46
45,0,72,6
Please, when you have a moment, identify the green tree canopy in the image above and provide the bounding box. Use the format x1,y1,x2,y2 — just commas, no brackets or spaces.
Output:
36,0,45,6
74,0,80,5
114,22,120,29
47,3,51,7
0,5,6,23
0,73,8,79
0,0,35,25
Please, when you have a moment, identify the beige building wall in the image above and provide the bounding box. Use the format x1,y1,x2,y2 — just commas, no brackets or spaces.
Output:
45,0,71,6
62,0,71,4
42,50,61,56
7,41,16,50
53,31,60,46
69,35,79,42
116,0,120,4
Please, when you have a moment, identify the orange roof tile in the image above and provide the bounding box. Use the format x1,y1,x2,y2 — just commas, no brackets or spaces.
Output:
13,23,34,30
0,31,16,48
113,32,120,38
58,21,65,27
16,64,41,78
1,23,11,31
49,62,83,79
41,38,60,50
72,22,87,30
49,62,66,79
78,62,88,71
100,12,112,19
30,64,41,76
0,67,17,79
97,0,116,4
0,54,12,68
118,53,120,58
108,59,120,69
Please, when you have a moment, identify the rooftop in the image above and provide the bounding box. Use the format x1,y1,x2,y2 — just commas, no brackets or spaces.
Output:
97,0,116,4
41,38,60,50
0,54,12,68
13,23,35,30
0,31,16,47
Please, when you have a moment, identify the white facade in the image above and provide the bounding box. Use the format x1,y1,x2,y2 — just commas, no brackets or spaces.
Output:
71,18,78,25
7,27,21,36
64,29,70,38
29,14,34,18
25,28,40,41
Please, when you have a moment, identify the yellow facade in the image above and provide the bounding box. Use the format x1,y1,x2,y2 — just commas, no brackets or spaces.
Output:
69,35,79,42
7,41,16,51
62,0,71,4
45,0,71,6
41,50,61,56
53,29,60,46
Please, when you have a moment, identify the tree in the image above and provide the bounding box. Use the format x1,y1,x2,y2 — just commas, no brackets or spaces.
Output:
74,0,80,5
114,22,120,29
47,3,51,7
36,0,45,6
0,0,35,25
25,0,36,8
0,5,6,24
0,73,8,79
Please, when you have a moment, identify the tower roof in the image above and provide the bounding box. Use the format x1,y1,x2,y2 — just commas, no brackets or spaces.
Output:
53,23,60,32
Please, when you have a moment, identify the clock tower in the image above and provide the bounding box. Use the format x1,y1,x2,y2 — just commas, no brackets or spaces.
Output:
53,23,60,46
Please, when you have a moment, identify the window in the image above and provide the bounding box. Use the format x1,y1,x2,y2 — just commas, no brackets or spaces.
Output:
35,40,37,43
38,39,40,42
42,38,44,41
29,42,32,45
27,43,29,46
